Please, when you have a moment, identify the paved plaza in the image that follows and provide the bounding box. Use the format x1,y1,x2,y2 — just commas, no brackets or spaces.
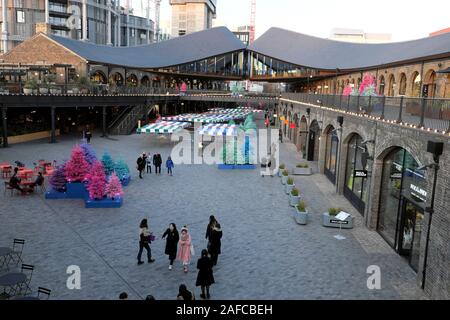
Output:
0,128,426,300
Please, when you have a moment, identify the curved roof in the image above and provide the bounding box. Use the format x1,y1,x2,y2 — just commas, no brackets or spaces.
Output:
248,27,450,71
48,27,246,69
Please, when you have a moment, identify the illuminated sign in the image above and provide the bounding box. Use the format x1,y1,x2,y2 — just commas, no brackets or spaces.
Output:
410,184,427,202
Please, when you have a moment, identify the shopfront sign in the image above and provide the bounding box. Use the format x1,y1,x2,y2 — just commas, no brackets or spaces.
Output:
354,170,368,178
410,184,427,202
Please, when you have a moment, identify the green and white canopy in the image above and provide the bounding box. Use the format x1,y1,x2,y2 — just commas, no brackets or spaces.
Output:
137,121,190,134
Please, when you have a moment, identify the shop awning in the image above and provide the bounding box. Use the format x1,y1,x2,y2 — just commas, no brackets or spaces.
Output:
137,121,190,134
198,124,239,137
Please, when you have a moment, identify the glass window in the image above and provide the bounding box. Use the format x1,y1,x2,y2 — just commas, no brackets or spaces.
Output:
326,130,338,175
16,10,25,23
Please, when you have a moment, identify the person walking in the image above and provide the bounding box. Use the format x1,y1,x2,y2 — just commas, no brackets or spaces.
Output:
156,154,162,174
279,128,283,143
136,154,146,179
208,223,222,266
177,226,193,273
205,215,217,244
85,125,92,143
162,223,179,270
166,156,174,176
137,219,155,265
146,153,152,174
177,284,195,300
152,154,159,175
196,249,215,299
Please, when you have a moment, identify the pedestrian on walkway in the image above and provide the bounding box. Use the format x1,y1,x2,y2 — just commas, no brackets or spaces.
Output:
136,154,146,179
196,249,215,299
205,215,217,244
177,226,193,273
162,223,179,270
177,284,195,300
208,223,222,266
153,153,162,174
137,219,155,265
146,153,152,174
84,125,92,143
166,156,174,176
279,128,283,143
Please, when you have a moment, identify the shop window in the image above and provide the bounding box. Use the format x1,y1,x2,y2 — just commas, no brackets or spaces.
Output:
411,72,421,97
16,10,25,23
324,128,339,184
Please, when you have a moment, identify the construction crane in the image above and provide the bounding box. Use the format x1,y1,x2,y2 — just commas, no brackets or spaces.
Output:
249,0,256,44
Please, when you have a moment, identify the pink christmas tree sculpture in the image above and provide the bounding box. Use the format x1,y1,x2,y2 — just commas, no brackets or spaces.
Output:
65,145,90,182
87,161,106,200
359,73,378,96
343,85,354,96
105,172,123,200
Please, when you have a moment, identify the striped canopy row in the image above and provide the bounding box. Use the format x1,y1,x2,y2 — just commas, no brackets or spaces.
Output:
198,124,239,137
137,121,190,134
162,114,236,123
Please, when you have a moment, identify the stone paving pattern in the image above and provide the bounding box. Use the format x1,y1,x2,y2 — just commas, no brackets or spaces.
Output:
0,126,426,300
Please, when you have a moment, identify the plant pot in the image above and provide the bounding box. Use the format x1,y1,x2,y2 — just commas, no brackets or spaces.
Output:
289,194,300,207
80,88,89,94
285,183,295,195
23,88,33,95
294,208,308,225
66,181,88,199
322,212,354,229
293,167,313,176
50,88,61,95
72,87,80,94
39,87,49,94
278,169,284,177
281,175,288,185
85,196,123,208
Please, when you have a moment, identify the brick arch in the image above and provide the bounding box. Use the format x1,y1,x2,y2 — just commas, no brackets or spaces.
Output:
342,130,367,145
398,72,407,95
376,142,425,167
379,75,386,95
387,74,396,96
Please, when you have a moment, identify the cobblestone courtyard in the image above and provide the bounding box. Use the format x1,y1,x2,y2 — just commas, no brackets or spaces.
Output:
0,130,426,300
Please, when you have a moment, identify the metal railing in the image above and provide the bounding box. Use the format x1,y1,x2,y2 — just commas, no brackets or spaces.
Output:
112,105,150,135
282,93,450,133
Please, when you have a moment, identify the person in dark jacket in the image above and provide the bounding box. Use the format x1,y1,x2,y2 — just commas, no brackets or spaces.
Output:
196,249,215,299
162,223,179,270
9,167,24,193
208,223,222,266
137,219,155,265
153,154,162,175
177,284,194,301
136,155,146,179
205,215,217,243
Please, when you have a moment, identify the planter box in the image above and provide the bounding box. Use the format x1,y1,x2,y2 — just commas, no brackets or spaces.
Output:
66,182,88,199
285,183,295,195
217,164,256,170
289,194,300,207
120,175,131,187
322,212,354,229
294,208,309,225
39,88,49,94
281,175,288,185
278,169,285,177
85,197,123,208
45,188,67,199
50,88,61,95
23,88,33,95
293,167,313,176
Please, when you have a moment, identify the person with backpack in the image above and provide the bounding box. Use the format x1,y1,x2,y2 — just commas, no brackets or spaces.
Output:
166,156,174,176
137,219,155,265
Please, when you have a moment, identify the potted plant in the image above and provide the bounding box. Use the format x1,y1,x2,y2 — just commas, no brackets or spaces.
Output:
289,188,300,207
49,84,61,95
285,177,295,195
23,79,38,94
294,163,313,176
322,207,354,229
281,169,289,185
39,80,49,94
78,76,91,94
294,201,308,225
278,164,285,177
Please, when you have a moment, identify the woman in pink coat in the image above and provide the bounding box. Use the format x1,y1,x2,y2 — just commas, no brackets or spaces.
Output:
177,226,193,273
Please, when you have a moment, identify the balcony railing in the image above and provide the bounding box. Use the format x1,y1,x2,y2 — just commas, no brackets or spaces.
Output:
282,93,450,133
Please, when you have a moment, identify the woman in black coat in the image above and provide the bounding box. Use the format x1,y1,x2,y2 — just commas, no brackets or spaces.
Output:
162,223,179,270
208,223,222,266
196,249,215,299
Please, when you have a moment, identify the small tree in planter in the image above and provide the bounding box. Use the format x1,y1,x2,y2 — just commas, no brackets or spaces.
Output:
101,152,115,176
289,188,300,207
80,142,97,165
49,165,67,192
278,164,285,177
87,161,106,200
294,201,308,225
322,207,354,229
23,79,38,94
105,172,123,200
294,163,313,175
78,76,91,94
281,169,289,185
65,146,90,182
285,177,295,195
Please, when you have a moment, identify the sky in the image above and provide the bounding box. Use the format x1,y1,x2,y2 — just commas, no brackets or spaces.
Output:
131,0,450,41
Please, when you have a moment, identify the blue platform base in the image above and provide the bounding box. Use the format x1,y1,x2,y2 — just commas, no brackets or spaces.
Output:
120,176,131,187
218,164,256,170
45,188,67,199
85,197,123,208
66,182,88,199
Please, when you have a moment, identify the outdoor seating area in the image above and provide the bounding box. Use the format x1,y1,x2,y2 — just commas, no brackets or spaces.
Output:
0,239,51,300
1,160,54,196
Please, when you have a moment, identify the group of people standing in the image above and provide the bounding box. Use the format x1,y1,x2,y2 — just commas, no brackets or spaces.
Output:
136,215,222,300
136,152,174,179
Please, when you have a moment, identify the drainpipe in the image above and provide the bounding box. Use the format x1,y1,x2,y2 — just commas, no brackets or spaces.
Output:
82,0,88,41
45,0,49,23
1,0,8,53
107,0,112,46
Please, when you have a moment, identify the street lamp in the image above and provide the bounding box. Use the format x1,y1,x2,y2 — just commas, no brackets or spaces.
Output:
420,140,444,290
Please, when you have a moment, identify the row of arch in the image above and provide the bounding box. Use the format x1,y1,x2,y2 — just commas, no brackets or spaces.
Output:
90,71,154,87
306,68,445,98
